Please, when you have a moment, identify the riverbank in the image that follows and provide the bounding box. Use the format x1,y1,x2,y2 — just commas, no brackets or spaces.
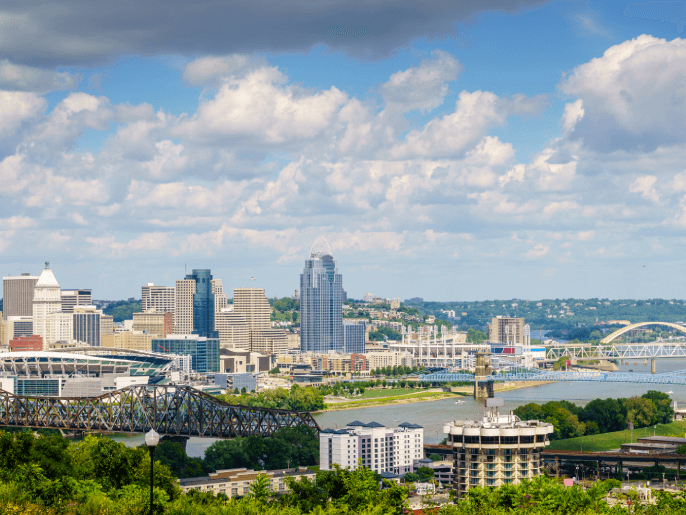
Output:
318,381,555,412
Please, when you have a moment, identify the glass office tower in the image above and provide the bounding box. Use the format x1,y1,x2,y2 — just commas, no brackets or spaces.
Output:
185,269,217,338
300,237,344,353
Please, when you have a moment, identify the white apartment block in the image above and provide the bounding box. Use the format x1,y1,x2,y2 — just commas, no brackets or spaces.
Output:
142,284,175,313
174,279,196,334
320,421,423,475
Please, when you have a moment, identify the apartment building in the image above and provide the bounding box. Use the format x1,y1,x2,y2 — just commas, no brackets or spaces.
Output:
179,467,315,498
320,421,423,475
364,351,413,370
444,408,553,499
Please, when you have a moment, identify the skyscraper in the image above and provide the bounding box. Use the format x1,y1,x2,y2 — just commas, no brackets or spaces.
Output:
300,237,344,353
174,269,217,338
343,320,365,354
233,287,287,354
61,289,93,313
174,278,196,334
32,262,62,348
142,284,175,313
3,273,39,320
73,306,102,346
191,269,216,338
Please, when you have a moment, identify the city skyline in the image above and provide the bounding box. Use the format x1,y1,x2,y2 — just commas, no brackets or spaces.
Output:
1,2,686,301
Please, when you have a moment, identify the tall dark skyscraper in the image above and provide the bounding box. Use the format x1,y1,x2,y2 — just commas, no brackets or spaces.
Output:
186,269,217,338
300,237,344,353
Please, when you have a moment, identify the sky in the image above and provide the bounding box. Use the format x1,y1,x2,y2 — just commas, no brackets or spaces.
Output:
1,0,686,302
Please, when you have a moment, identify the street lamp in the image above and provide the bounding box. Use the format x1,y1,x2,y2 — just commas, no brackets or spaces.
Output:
145,429,160,515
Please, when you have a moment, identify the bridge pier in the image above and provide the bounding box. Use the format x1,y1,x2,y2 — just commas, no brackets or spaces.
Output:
161,435,190,452
473,351,494,400
652,359,656,374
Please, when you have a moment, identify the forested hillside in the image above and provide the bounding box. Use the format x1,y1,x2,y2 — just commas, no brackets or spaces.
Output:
405,298,686,331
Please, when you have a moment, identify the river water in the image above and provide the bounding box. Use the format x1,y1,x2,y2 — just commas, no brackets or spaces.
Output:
111,358,686,457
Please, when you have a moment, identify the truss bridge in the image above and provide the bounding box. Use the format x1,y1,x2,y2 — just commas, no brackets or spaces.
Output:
0,385,320,437
545,340,686,361
417,367,686,385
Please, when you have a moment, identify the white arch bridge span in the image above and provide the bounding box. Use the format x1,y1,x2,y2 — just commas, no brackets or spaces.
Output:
600,322,686,344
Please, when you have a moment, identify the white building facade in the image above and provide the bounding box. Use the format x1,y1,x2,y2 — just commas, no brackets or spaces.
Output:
320,421,423,475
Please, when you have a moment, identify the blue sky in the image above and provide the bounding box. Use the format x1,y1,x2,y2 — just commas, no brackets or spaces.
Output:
1,0,686,301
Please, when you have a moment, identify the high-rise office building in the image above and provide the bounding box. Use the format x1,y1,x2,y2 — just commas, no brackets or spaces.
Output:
190,269,216,338
102,331,153,351
32,263,62,348
132,309,173,338
251,329,288,355
174,278,196,334
142,284,175,313
4,316,33,346
212,279,228,312
60,289,92,314
214,309,250,350
174,270,222,337
300,237,344,353
233,287,287,354
343,320,365,354
233,288,271,333
73,306,102,346
101,315,114,337
49,313,74,344
488,317,528,345
152,334,220,373
3,273,39,320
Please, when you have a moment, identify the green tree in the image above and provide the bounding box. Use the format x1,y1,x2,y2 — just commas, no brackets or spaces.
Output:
642,390,674,424
624,396,656,428
247,473,271,503
579,398,627,433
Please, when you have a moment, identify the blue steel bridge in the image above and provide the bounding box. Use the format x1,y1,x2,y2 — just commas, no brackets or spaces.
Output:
416,367,686,385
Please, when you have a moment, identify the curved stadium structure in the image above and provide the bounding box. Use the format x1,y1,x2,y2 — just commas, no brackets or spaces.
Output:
0,350,185,397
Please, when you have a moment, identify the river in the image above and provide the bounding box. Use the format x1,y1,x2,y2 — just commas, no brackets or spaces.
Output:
111,358,686,457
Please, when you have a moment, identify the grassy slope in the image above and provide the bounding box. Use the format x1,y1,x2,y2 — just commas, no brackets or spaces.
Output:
355,387,428,399
547,420,686,452
323,391,454,410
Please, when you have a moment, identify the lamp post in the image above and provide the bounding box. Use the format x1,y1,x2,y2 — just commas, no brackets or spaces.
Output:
145,429,160,515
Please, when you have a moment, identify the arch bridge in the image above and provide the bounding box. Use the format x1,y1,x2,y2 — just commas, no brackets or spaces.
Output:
0,385,320,437
600,322,686,344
